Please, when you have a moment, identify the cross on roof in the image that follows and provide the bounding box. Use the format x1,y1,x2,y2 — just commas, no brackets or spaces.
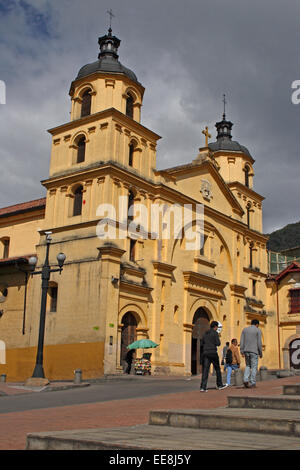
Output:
222,93,227,119
202,126,211,147
107,8,115,29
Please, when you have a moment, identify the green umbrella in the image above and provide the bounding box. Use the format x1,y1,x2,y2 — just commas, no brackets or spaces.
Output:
127,339,159,350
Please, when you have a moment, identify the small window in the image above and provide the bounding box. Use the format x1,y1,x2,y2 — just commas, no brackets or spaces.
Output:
126,94,134,118
49,286,58,312
200,235,208,256
1,238,9,259
249,243,254,268
289,288,300,314
129,238,137,261
128,190,135,224
129,143,134,167
73,185,83,216
247,205,250,227
77,137,86,163
245,165,250,187
252,279,257,297
81,90,92,117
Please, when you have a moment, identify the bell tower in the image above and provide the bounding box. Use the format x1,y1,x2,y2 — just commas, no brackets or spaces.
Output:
205,99,264,233
43,28,160,230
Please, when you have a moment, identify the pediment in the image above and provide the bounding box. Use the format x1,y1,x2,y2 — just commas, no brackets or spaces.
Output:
159,161,244,217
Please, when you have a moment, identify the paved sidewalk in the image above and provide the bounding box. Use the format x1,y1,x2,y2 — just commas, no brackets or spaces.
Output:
0,375,299,450
0,381,89,396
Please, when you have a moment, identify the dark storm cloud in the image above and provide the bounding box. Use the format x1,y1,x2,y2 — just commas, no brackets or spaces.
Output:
0,0,299,233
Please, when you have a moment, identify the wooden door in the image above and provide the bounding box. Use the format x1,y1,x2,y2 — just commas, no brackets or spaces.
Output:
120,312,137,369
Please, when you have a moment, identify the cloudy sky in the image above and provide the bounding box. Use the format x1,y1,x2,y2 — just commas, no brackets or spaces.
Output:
0,0,299,233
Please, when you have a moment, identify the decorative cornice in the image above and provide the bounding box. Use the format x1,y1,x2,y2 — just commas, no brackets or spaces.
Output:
183,270,227,299
230,284,247,297
228,181,265,202
47,107,161,142
97,244,125,261
152,261,176,277
194,256,216,269
119,279,153,295
243,267,268,278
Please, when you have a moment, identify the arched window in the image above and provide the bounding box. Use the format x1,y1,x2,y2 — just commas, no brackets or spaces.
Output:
245,165,250,187
81,90,92,117
73,185,83,216
76,136,86,163
128,143,134,167
126,94,134,118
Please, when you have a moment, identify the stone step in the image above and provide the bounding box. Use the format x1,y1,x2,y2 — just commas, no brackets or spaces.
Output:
149,407,300,437
228,394,300,410
283,383,300,395
25,424,300,450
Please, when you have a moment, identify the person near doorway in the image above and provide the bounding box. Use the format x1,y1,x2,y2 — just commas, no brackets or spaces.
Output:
200,321,229,392
125,349,135,374
225,338,241,385
240,319,262,388
221,342,230,371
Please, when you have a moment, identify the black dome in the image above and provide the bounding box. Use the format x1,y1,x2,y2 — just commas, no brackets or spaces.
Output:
76,55,138,83
208,138,252,159
75,28,139,84
208,112,253,159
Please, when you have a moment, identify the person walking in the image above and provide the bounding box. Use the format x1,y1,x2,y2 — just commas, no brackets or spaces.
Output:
221,342,230,371
225,338,241,386
200,321,228,392
240,319,262,388
125,349,135,374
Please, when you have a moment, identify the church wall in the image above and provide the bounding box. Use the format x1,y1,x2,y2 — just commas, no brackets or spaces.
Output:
1,233,108,381
0,212,44,258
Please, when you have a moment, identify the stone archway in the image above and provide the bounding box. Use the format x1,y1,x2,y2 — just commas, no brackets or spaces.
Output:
120,312,138,371
191,308,210,375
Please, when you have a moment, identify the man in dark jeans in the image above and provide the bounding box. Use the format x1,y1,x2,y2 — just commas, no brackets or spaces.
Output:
200,321,228,392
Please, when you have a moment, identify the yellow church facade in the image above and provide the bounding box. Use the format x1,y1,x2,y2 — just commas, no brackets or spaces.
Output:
0,29,288,381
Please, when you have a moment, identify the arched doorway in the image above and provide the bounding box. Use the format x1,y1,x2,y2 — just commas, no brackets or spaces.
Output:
191,308,210,375
120,312,137,371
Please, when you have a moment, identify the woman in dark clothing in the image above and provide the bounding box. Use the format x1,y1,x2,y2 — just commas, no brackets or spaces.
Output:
125,349,135,374
200,321,228,392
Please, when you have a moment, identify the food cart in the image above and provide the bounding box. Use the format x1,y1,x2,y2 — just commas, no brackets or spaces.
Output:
134,356,151,375
127,340,159,375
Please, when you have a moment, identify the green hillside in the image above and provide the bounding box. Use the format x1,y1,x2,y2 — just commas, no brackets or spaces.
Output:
267,221,300,252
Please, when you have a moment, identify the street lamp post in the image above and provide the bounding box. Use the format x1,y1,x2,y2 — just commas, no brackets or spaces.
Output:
28,232,66,380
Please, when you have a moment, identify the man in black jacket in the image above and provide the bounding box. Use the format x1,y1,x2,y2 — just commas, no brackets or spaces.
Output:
200,321,228,392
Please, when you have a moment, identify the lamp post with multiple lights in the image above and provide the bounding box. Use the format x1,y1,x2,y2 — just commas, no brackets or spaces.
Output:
28,232,66,379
